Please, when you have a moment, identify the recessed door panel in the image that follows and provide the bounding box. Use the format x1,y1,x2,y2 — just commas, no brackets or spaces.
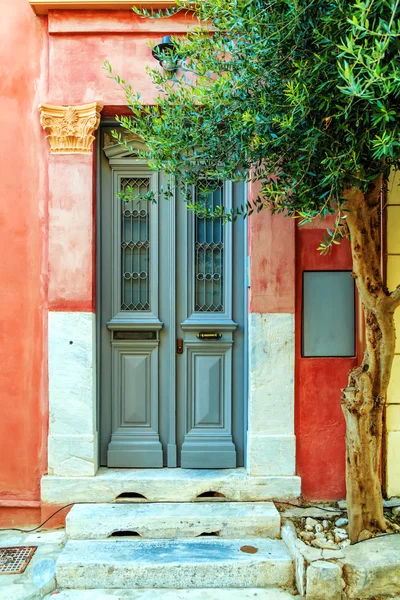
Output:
121,352,151,426
191,349,225,428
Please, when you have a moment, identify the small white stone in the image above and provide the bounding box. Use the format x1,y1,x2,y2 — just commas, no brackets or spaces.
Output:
335,517,348,528
334,530,348,543
314,532,326,540
305,518,319,531
314,523,324,533
358,530,374,541
322,520,330,530
333,527,347,536
392,506,400,518
312,539,338,550
334,535,346,544
338,539,351,549
300,531,315,542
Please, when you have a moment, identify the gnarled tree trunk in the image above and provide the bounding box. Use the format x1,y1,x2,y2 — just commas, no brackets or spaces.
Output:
342,176,400,543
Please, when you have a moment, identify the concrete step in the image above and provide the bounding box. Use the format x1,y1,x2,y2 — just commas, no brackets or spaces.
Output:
56,538,294,589
45,589,296,599
66,501,280,540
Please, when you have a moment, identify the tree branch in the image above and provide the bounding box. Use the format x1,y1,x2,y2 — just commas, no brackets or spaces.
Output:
387,286,400,310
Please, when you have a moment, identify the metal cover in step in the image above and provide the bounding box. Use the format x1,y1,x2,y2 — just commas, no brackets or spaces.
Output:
0,546,37,574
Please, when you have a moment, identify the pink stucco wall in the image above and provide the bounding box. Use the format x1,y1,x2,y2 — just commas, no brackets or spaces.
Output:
48,154,95,311
0,0,49,525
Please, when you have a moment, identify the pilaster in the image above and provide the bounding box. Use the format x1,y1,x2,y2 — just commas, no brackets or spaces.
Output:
40,102,102,477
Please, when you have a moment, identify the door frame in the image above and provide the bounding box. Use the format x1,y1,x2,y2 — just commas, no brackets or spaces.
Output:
96,120,249,469
43,110,298,490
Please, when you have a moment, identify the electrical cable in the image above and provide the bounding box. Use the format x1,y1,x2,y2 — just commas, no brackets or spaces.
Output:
274,501,347,513
275,500,400,512
0,502,97,533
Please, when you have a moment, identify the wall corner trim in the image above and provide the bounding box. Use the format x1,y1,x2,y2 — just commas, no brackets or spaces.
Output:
39,102,104,154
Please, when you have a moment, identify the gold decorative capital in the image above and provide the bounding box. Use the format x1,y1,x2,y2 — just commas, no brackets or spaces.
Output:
39,102,104,154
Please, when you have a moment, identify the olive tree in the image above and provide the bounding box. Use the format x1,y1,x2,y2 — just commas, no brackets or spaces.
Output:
105,0,400,542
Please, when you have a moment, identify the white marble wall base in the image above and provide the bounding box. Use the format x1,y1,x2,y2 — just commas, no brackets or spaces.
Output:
48,311,97,477
247,313,296,477
48,434,98,477
247,434,296,476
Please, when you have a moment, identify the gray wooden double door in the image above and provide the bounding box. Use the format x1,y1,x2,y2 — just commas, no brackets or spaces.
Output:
99,129,246,468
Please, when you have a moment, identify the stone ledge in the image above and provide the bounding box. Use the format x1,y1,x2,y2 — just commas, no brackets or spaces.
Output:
282,519,400,599
31,0,175,14
66,501,281,540
41,467,301,504
282,521,344,597
341,534,400,598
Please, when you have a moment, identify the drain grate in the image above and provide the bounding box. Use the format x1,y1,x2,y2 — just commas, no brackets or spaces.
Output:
0,546,37,574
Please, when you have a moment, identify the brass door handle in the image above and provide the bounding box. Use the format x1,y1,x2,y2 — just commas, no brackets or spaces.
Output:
196,332,222,340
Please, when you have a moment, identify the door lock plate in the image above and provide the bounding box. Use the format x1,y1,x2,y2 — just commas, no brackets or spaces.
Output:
177,338,184,354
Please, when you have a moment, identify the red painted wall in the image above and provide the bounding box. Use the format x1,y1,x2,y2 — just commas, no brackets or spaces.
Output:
295,226,357,500
0,0,49,525
248,199,352,499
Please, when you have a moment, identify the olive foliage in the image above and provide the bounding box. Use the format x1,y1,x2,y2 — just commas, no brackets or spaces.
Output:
105,0,400,252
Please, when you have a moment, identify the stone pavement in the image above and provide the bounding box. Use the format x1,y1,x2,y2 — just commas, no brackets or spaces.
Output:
0,528,65,599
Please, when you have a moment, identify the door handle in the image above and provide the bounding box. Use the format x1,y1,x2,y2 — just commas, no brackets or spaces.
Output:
196,332,222,340
177,338,184,354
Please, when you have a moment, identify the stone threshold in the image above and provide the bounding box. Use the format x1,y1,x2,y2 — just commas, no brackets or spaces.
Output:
41,467,301,504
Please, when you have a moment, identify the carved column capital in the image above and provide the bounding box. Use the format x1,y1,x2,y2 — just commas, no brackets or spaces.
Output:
39,102,104,153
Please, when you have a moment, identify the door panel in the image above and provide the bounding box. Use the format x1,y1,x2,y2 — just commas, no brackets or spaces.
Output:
180,343,236,468
108,341,163,467
99,127,246,468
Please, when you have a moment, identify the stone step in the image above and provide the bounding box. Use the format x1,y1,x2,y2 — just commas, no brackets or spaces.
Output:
44,589,296,599
66,502,280,540
56,538,294,589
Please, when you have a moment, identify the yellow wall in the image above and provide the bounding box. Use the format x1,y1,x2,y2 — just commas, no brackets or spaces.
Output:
386,171,400,497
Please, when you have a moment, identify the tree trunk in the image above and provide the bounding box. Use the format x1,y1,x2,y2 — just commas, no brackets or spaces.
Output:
342,177,400,543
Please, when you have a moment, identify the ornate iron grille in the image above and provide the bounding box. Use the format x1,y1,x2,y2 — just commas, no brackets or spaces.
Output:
0,546,37,575
120,177,151,311
195,186,224,312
